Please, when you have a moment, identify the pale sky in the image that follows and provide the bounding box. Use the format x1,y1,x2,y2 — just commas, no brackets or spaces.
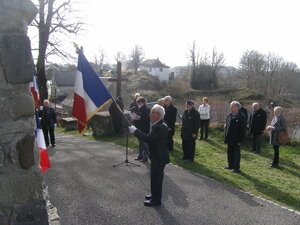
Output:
30,0,300,68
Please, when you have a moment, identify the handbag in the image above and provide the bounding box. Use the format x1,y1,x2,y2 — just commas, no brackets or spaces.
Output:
278,130,290,144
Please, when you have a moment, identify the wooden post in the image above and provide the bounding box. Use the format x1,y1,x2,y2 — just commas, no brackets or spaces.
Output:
117,61,122,97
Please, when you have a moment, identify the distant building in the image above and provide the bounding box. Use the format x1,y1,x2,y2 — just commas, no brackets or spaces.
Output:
140,58,170,82
51,71,76,99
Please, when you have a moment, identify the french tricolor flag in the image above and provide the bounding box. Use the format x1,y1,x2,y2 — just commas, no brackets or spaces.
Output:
29,72,39,108
35,111,50,173
72,49,113,133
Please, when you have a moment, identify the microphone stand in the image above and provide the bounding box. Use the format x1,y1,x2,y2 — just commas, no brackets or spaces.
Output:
112,99,140,167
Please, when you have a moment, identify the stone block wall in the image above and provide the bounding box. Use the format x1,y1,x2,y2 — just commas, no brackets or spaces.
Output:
0,0,48,224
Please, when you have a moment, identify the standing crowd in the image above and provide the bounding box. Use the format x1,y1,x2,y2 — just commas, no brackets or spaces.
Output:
38,95,288,207
126,94,288,206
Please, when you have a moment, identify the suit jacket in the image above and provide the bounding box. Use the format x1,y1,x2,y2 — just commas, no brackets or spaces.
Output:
134,120,170,166
224,111,247,145
133,104,150,134
249,108,267,135
181,107,200,140
164,103,177,135
270,114,286,146
240,107,248,121
39,106,57,128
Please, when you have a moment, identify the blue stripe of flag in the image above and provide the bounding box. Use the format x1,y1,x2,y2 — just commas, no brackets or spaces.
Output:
77,52,112,107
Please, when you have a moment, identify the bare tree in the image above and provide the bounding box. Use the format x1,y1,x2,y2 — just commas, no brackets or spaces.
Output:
114,51,126,63
93,48,106,75
211,47,225,72
188,41,225,89
31,0,83,101
129,45,144,73
238,50,265,89
238,50,299,100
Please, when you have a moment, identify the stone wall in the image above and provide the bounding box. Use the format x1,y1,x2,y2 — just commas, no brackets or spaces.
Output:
89,111,131,136
0,0,48,224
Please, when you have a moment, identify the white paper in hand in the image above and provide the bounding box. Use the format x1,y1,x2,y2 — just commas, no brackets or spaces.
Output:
129,112,137,120
128,126,137,133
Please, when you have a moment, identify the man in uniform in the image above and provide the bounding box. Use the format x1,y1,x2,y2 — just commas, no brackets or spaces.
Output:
180,100,200,162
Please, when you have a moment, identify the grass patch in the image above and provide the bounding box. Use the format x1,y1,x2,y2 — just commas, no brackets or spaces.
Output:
56,126,300,211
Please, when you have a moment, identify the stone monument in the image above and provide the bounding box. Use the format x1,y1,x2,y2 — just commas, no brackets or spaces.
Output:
0,0,48,224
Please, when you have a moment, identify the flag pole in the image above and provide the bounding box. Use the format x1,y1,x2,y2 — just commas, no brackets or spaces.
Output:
112,98,132,126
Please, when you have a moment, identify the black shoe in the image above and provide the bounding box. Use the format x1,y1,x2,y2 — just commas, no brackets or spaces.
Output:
231,169,240,173
144,200,161,207
51,144,55,147
135,157,142,161
145,195,152,200
224,166,232,170
140,158,148,162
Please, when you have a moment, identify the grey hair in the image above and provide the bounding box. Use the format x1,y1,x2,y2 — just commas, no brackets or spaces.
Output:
134,93,140,98
157,98,165,104
252,102,259,108
152,104,165,119
274,106,283,114
231,101,241,110
43,99,49,104
164,95,172,101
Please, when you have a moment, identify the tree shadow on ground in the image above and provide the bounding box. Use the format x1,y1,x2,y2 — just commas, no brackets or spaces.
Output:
239,171,300,210
154,204,182,225
179,160,260,208
204,139,227,151
163,175,189,209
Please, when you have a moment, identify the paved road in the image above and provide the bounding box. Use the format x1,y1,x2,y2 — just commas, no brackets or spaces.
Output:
44,133,299,225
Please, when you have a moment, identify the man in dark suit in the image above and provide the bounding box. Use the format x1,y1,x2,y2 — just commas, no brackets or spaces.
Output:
224,101,247,173
132,97,150,162
39,99,57,147
239,102,248,121
180,100,200,162
163,95,177,153
129,104,170,206
249,102,267,153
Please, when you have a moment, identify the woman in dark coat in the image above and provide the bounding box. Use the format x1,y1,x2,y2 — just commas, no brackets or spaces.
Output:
109,96,124,136
180,100,200,162
266,106,287,168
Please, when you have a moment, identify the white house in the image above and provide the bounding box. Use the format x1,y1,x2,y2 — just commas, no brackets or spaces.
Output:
139,58,170,82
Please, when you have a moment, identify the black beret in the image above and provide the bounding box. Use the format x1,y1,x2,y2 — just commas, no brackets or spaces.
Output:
186,100,194,106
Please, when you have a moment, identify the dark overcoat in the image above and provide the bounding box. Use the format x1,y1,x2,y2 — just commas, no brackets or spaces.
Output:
180,108,200,140
164,103,177,135
133,104,150,134
224,111,247,145
39,107,57,128
249,108,267,135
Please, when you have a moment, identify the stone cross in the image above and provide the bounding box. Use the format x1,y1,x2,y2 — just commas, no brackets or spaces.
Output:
108,61,128,97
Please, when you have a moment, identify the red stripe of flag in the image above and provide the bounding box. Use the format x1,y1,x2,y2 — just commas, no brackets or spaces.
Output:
72,93,87,133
